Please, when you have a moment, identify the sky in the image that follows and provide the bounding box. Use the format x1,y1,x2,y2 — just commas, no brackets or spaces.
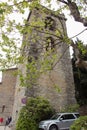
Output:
66,15,87,43
66,15,87,56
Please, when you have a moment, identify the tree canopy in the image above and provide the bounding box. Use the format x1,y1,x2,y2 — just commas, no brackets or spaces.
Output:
0,0,87,70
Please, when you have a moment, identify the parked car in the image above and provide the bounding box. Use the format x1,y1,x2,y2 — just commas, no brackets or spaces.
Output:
39,112,80,130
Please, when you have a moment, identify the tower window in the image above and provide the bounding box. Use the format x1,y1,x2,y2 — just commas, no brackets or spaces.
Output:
46,37,55,51
45,17,55,30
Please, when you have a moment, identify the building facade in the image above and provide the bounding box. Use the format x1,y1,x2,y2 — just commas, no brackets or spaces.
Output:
0,68,17,125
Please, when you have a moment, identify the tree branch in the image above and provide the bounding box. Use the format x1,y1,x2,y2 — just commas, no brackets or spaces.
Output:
57,0,87,26
71,42,87,70
70,28,87,39
83,0,87,5
57,0,68,5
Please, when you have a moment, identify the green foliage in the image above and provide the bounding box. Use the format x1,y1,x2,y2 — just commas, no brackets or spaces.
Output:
16,97,55,130
76,39,87,55
71,116,87,130
61,104,79,113
16,107,37,130
72,39,87,105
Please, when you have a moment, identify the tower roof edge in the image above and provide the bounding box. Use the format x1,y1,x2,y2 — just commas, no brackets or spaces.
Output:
27,4,67,21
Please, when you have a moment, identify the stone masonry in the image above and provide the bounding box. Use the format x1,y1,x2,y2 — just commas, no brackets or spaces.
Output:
0,68,17,125
24,6,76,110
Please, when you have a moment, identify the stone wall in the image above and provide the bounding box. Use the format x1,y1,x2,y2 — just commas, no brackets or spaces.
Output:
24,7,76,111
0,68,17,125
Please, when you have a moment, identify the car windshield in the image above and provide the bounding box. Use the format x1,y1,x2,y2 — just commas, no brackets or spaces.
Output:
75,114,80,118
51,113,60,119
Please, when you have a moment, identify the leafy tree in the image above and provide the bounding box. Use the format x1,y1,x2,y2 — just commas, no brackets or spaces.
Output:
72,39,87,105
16,97,55,130
0,0,87,70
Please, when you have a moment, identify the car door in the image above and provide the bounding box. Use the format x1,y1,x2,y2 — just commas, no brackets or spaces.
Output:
58,114,76,130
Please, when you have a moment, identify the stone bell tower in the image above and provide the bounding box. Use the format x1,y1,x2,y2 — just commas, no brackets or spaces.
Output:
12,5,76,130
23,5,76,110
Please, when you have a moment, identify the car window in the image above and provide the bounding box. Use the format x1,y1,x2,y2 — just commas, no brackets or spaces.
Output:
75,114,80,118
51,114,60,119
61,114,75,120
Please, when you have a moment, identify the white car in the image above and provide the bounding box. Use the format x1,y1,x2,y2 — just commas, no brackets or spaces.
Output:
39,112,80,130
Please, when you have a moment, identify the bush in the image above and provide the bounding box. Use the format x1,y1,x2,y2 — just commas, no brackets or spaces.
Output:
16,97,55,130
71,116,87,130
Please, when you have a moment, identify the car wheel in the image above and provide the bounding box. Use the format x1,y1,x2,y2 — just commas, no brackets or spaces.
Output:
49,125,58,130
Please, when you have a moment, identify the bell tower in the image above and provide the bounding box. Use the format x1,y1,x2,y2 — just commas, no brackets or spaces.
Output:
12,5,76,130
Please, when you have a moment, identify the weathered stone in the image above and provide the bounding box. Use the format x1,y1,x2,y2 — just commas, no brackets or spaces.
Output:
0,68,17,125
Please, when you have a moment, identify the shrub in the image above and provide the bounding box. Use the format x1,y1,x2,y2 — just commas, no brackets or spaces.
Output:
16,97,55,130
70,116,87,130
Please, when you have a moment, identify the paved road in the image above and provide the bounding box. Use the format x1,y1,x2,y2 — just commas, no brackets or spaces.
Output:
0,126,11,130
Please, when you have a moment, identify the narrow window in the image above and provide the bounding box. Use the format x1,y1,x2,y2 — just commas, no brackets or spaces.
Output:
45,17,55,30
46,37,55,51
